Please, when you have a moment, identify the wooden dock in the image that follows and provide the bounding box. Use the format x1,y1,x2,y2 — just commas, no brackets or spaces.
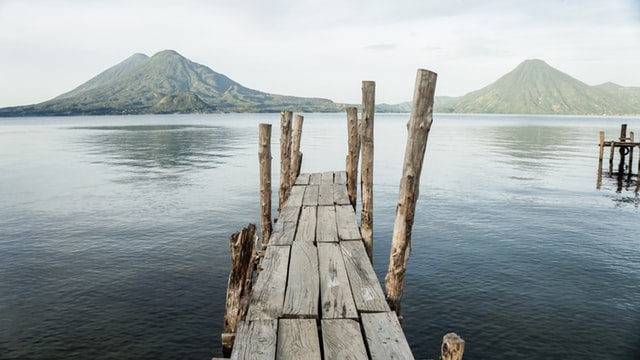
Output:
229,170,414,359
597,124,640,192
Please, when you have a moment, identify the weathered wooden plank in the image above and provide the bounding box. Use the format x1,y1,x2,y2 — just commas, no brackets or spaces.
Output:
335,205,362,241
247,246,290,320
285,185,305,208
295,173,311,185
309,173,322,185
277,319,322,360
230,319,277,360
318,242,358,319
321,319,368,360
274,206,301,231
269,222,296,246
321,171,334,184
283,242,319,318
341,241,390,312
316,206,338,243
334,171,347,185
318,184,335,206
302,185,319,206
294,206,316,243
333,184,351,206
361,312,414,360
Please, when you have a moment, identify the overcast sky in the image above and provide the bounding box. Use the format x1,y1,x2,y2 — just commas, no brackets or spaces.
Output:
1,0,639,107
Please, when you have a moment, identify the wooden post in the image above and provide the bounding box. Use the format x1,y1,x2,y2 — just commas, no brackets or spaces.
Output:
440,332,465,360
279,111,293,211
636,144,640,194
618,124,627,177
346,107,360,209
628,131,634,180
360,82,375,262
258,124,272,247
222,224,258,357
385,69,437,314
289,114,304,187
597,131,605,189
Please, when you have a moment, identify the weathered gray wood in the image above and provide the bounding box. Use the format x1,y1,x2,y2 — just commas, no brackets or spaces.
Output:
230,320,277,360
318,184,335,206
321,171,334,184
269,222,296,246
295,173,310,185
316,205,338,243
283,242,319,318
318,242,358,319
275,206,301,229
294,206,317,243
222,224,258,357
441,332,465,360
345,107,360,208
341,241,390,312
334,171,347,185
289,115,304,189
279,111,293,211
258,124,273,246
333,184,351,205
285,185,305,208
277,319,321,360
302,185,319,206
309,173,322,185
247,246,290,320
321,319,368,360
361,312,414,360
335,205,362,241
385,69,437,314
360,81,375,262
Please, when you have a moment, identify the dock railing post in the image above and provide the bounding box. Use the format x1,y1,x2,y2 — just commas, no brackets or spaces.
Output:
360,81,375,262
289,114,304,188
346,107,360,209
258,124,273,247
279,111,293,212
385,69,437,314
222,224,258,357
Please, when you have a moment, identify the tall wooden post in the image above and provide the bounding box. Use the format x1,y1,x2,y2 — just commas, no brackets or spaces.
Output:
258,124,272,246
628,131,634,181
597,131,605,189
346,107,360,209
289,114,304,187
385,69,437,314
279,111,293,211
618,124,628,177
441,333,465,360
360,82,375,262
222,224,258,357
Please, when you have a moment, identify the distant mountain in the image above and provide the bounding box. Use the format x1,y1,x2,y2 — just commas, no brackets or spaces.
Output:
436,59,640,115
0,50,342,116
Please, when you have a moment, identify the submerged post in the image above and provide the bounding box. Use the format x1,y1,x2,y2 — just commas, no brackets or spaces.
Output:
360,81,375,262
258,124,272,246
279,111,293,211
346,107,360,209
222,224,258,357
289,114,304,187
441,333,465,360
385,69,437,314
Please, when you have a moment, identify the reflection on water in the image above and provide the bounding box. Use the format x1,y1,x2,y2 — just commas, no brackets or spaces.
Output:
71,125,245,183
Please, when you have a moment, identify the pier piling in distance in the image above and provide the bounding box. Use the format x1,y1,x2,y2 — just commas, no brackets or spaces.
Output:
258,124,272,246
385,68,437,314
360,81,375,262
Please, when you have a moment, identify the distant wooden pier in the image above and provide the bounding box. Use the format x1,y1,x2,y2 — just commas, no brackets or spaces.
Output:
597,124,640,193
217,70,465,360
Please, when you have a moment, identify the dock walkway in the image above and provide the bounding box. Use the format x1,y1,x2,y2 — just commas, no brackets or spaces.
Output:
229,171,414,359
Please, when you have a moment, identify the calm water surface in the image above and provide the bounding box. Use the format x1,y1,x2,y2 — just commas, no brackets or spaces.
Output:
0,113,639,359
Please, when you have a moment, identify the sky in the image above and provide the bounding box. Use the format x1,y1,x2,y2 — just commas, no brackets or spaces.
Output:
1,0,639,107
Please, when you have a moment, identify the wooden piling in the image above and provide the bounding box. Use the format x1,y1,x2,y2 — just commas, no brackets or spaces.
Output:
222,224,258,357
346,107,360,209
618,124,627,177
385,69,437,314
289,114,304,188
279,111,293,211
258,124,273,246
597,131,604,189
440,332,465,360
628,131,634,181
360,82,375,262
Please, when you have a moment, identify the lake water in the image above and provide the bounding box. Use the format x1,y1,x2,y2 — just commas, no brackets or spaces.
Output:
0,113,639,359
